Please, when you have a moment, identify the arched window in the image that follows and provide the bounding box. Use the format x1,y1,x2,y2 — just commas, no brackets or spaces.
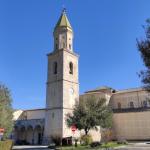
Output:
52,112,55,119
53,62,57,74
143,100,147,108
63,42,65,48
69,44,71,50
55,44,58,49
69,62,73,74
117,102,121,109
129,101,134,108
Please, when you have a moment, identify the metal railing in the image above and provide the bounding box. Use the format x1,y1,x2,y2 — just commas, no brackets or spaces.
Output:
113,107,150,113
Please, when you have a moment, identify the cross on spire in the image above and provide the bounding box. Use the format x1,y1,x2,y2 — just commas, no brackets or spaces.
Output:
62,7,67,14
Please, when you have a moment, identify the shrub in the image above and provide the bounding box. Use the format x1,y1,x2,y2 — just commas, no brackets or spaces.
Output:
90,141,101,148
80,134,93,145
101,128,113,143
15,140,30,145
0,140,13,150
117,139,128,144
48,143,56,149
51,135,61,146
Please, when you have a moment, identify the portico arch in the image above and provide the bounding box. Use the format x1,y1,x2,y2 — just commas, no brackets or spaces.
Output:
26,125,34,144
19,126,26,141
34,125,43,145
14,126,19,142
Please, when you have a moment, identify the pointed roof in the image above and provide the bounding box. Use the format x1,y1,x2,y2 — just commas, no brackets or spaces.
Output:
54,9,72,30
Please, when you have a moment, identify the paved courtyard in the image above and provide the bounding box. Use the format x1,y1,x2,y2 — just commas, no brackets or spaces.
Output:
115,142,150,150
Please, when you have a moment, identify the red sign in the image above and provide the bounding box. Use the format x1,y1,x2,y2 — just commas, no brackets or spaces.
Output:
0,128,5,133
71,125,76,133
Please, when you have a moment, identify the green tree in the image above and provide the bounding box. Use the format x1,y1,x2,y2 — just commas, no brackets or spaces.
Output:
137,19,150,90
0,84,13,139
66,96,112,135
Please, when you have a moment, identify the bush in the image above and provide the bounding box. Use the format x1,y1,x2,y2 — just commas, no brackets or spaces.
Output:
90,141,101,148
80,135,93,145
117,139,128,144
51,135,61,146
15,140,30,145
48,143,56,149
0,140,13,150
101,128,113,143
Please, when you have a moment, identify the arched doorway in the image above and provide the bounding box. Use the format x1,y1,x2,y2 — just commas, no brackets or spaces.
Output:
18,126,26,144
13,126,19,143
26,125,34,144
34,125,42,145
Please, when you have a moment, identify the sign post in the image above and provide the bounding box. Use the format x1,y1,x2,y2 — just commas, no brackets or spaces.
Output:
71,125,77,149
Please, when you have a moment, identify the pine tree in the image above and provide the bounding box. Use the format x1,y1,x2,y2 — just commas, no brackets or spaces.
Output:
0,84,13,139
137,19,150,90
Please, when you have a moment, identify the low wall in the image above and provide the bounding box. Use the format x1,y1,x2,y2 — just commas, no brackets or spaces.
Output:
113,111,150,140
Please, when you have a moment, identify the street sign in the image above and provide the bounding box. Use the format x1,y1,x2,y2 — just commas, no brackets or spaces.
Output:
0,128,4,133
71,125,76,133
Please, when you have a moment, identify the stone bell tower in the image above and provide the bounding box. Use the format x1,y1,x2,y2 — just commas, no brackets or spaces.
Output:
44,9,79,142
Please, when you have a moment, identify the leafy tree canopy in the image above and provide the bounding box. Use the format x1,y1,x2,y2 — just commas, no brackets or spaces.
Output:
137,19,150,90
66,96,112,135
0,83,13,139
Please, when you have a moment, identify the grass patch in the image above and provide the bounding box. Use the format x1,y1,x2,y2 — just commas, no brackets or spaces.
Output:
0,140,13,150
101,142,125,148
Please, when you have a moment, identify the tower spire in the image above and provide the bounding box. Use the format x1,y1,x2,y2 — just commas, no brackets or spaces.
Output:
53,9,73,51
54,8,72,30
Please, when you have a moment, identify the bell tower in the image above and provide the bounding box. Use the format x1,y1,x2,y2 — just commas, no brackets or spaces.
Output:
44,9,79,143
53,9,73,52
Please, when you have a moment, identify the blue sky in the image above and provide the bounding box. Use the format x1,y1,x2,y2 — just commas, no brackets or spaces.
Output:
0,0,150,110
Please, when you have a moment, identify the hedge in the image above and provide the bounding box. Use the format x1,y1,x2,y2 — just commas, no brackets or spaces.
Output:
0,140,13,150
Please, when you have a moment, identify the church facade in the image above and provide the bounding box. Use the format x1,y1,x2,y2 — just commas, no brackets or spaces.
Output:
12,10,150,145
